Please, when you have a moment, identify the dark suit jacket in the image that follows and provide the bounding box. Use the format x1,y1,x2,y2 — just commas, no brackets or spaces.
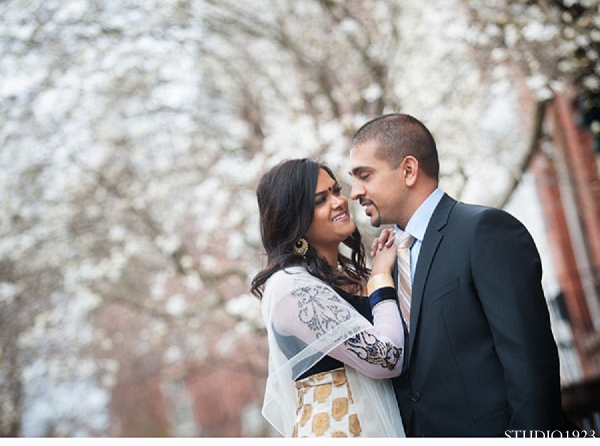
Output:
392,193,573,436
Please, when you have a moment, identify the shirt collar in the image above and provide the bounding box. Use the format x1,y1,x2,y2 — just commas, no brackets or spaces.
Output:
396,187,444,242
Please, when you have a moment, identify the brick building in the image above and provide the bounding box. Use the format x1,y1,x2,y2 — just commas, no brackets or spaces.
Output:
527,88,600,430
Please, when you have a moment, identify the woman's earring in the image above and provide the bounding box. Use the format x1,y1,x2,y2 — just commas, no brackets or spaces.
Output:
293,238,309,257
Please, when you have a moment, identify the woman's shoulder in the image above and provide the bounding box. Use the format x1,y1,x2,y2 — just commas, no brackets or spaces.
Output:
265,266,311,287
264,266,330,295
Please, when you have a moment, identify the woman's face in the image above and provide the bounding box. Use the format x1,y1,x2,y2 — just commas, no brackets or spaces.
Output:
304,168,356,253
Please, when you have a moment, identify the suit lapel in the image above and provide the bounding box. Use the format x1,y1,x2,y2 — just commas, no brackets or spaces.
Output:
407,194,456,363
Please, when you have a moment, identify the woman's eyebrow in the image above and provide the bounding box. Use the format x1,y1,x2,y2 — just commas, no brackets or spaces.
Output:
314,183,337,197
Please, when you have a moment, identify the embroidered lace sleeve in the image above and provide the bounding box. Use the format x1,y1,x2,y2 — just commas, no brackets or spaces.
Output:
266,268,404,379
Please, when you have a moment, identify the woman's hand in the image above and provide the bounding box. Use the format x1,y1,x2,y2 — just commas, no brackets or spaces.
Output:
371,238,397,276
370,228,396,257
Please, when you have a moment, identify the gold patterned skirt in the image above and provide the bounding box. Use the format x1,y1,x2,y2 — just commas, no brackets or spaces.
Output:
293,367,362,437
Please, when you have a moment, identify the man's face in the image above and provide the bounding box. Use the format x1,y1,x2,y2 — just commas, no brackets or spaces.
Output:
349,141,405,228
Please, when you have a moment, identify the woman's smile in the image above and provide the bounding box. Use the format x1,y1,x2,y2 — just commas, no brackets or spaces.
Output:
332,211,349,222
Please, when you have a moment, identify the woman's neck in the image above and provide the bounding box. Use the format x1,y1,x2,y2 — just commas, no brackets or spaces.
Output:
317,248,339,269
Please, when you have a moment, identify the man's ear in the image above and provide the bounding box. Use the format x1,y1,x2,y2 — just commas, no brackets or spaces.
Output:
402,156,419,186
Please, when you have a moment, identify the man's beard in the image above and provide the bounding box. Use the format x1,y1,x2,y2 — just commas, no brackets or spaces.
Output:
372,212,382,228
360,198,383,227
369,202,383,227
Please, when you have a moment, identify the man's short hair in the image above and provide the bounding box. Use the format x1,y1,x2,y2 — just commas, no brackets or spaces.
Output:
351,113,439,179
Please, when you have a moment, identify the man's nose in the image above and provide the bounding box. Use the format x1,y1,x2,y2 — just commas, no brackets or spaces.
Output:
350,183,363,201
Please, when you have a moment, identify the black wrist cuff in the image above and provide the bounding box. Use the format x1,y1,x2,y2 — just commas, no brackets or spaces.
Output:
369,286,397,310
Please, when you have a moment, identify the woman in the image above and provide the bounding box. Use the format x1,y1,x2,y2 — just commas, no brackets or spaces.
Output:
250,159,405,437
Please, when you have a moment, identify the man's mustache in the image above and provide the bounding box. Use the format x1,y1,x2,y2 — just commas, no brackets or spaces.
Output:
359,198,374,206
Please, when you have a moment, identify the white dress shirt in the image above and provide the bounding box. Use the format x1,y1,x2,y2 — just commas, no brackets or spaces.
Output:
395,187,444,281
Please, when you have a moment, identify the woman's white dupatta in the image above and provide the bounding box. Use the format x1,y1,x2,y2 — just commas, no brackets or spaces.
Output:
261,266,405,437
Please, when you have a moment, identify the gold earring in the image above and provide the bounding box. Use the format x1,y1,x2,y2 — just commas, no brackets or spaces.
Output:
293,238,309,257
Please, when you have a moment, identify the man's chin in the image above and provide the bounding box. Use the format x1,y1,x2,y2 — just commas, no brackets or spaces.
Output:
371,215,382,228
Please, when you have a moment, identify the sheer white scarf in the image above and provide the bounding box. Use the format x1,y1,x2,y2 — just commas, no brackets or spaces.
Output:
261,266,405,437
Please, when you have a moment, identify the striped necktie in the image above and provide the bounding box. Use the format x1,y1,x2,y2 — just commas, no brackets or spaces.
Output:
396,231,415,331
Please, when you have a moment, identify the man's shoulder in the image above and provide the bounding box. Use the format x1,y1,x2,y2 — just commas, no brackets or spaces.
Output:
448,200,528,237
437,198,519,233
449,199,507,219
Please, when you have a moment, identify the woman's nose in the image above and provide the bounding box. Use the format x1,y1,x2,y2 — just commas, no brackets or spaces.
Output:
331,194,345,208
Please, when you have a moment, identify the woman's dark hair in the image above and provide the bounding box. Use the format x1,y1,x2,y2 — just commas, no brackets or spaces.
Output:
250,158,370,298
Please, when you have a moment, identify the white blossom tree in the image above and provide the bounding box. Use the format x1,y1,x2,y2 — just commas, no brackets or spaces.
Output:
0,0,596,437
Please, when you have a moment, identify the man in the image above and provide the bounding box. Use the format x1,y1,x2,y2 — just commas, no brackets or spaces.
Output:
348,113,575,436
